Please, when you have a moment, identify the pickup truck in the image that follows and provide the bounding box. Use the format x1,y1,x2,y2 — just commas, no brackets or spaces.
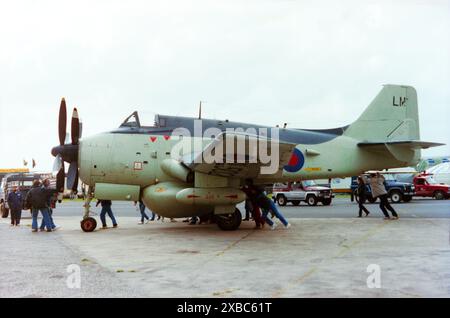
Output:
272,181,334,206
351,174,415,204
413,173,450,200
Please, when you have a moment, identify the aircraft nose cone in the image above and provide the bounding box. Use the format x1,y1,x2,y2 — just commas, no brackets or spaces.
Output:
51,144,79,162
51,145,61,157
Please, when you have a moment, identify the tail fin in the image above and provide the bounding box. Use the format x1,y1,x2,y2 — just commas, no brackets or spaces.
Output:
344,84,420,142
345,85,444,165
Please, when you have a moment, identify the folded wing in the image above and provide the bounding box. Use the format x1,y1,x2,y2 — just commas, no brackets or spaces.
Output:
182,132,297,179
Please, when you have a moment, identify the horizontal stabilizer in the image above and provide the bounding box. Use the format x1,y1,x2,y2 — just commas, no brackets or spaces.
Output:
358,140,445,149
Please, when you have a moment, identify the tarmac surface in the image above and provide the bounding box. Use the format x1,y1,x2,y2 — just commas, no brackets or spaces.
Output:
52,197,450,219
0,198,449,298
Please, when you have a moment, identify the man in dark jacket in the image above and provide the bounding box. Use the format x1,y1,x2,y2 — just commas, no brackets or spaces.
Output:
7,186,23,226
241,186,264,229
25,180,56,232
244,179,290,230
39,179,58,231
357,176,370,217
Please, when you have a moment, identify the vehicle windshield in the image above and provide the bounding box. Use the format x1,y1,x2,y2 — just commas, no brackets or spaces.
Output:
383,174,396,181
302,180,317,187
426,176,438,184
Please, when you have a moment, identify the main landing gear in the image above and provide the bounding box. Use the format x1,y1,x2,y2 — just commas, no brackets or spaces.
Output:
81,186,97,232
215,208,242,231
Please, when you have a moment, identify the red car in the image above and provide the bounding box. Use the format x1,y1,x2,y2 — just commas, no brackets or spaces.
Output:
413,173,450,200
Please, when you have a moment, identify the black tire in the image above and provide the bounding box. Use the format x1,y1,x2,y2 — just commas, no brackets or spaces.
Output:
81,217,97,232
368,196,377,203
216,208,242,231
292,200,300,206
403,195,413,203
322,198,332,206
434,191,445,200
277,195,287,206
389,190,403,204
306,195,318,206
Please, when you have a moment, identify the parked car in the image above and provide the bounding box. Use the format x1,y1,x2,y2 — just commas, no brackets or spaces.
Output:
272,181,334,206
351,174,415,204
413,173,450,200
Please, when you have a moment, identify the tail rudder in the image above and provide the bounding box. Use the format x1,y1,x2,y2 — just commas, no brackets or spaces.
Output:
346,85,444,166
344,84,420,142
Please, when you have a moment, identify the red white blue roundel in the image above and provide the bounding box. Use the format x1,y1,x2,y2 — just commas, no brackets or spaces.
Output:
284,148,305,173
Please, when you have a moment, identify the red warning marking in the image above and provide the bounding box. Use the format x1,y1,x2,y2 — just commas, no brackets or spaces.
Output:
187,194,200,199
225,194,238,199
164,135,171,141
150,136,157,142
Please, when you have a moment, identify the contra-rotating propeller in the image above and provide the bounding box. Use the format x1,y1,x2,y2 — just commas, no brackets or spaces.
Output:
51,98,82,193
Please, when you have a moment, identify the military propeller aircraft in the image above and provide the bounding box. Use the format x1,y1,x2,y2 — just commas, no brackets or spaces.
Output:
51,84,443,232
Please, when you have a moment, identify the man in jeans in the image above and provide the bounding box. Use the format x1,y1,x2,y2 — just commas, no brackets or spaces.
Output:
39,179,58,231
365,172,399,220
25,180,56,232
244,179,290,230
134,200,150,224
96,199,118,229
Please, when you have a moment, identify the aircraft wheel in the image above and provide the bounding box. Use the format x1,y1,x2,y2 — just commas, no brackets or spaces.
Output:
216,208,242,231
322,198,332,206
81,217,97,232
292,200,300,206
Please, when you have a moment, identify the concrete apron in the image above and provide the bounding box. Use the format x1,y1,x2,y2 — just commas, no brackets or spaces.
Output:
1,216,449,297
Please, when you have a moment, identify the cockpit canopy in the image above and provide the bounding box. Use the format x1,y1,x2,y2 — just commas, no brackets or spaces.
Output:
119,111,169,129
120,111,141,128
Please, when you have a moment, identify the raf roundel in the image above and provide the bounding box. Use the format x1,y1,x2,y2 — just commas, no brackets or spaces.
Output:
284,148,305,173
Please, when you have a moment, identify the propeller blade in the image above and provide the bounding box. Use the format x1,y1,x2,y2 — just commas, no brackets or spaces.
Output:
79,120,83,139
59,98,67,146
71,108,80,145
67,161,78,190
56,162,65,193
52,154,63,174
72,169,79,193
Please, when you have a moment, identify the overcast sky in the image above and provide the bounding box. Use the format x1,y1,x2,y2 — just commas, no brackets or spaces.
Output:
0,0,449,171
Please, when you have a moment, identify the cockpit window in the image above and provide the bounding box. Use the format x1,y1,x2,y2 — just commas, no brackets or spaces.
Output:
120,111,141,128
158,117,166,127
120,111,167,128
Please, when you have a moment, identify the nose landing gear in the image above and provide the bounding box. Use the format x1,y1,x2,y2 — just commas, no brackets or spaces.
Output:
81,186,97,232
81,217,97,232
